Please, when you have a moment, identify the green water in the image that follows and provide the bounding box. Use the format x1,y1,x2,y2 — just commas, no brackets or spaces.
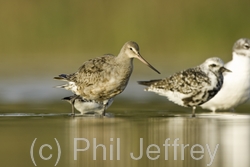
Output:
0,103,250,167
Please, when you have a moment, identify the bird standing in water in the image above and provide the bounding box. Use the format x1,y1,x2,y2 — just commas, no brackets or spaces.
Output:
62,95,114,115
201,38,250,113
54,41,160,116
138,57,231,117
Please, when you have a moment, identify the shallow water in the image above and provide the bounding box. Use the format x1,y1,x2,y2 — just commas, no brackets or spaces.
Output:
0,103,250,167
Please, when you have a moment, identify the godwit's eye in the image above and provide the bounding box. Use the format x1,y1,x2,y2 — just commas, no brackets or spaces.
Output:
130,48,133,51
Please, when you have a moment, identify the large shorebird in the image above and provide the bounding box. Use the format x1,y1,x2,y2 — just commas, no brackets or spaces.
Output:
201,38,250,113
54,41,160,115
138,57,231,117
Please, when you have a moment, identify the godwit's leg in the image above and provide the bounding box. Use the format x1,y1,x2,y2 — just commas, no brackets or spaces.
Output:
191,106,196,117
71,103,75,117
102,99,109,116
102,105,106,116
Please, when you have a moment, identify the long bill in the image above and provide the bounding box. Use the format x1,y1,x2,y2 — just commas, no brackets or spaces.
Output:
136,53,161,74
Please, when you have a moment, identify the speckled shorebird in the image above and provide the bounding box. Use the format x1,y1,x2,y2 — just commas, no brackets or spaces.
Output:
138,57,231,117
201,38,250,113
62,95,114,115
54,41,160,115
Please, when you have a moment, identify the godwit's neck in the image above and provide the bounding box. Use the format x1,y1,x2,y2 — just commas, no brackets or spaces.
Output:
116,52,133,66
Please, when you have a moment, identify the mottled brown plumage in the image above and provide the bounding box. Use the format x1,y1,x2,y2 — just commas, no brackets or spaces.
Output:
54,41,160,115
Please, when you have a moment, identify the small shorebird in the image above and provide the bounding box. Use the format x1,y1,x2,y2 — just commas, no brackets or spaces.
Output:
54,41,160,115
201,38,250,113
62,95,114,115
138,57,231,117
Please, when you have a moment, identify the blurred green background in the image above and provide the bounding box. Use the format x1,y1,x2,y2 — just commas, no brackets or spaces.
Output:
0,0,250,104
1,2,250,167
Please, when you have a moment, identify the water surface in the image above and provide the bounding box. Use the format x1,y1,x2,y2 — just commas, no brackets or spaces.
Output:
0,104,249,167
